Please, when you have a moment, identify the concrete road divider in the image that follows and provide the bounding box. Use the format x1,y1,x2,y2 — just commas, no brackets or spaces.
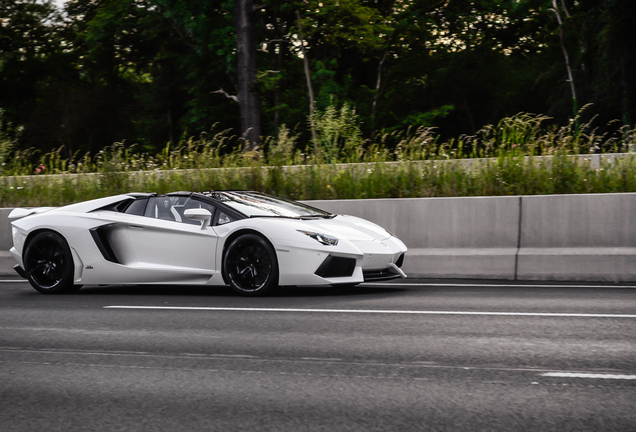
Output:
308,193,636,282
307,197,521,280
3,192,636,281
0,208,14,275
516,194,636,282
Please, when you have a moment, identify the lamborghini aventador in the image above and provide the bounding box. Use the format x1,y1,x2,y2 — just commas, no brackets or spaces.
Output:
9,191,407,295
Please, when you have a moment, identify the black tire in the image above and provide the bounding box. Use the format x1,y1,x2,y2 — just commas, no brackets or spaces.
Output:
223,234,278,296
24,231,76,294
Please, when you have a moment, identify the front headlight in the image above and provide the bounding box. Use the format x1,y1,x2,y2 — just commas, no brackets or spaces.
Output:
298,230,338,246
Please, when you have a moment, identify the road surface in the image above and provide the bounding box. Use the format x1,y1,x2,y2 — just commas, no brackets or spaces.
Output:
1,278,635,431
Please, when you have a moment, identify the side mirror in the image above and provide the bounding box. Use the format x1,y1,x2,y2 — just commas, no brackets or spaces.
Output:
184,208,212,230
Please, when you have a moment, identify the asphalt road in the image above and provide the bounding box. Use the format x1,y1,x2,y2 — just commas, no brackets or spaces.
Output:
1,278,635,432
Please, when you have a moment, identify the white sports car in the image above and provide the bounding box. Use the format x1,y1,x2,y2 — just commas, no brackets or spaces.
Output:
9,191,407,295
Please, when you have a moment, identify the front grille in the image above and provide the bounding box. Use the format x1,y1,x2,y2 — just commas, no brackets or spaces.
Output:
315,256,356,278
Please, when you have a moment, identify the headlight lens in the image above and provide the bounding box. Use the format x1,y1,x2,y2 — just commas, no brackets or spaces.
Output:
298,230,338,246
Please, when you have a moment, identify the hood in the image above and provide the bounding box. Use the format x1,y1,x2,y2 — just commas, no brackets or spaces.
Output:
258,214,393,242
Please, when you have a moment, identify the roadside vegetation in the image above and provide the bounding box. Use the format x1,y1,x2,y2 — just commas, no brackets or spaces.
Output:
3,1,636,207
1,109,635,207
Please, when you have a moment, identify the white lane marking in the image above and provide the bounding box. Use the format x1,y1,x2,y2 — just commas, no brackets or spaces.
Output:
0,280,28,283
103,306,636,318
300,357,343,362
364,282,636,289
541,372,636,380
4,348,634,379
0,347,256,360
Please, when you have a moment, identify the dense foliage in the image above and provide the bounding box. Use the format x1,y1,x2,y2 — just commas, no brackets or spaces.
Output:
1,0,635,159
2,112,636,207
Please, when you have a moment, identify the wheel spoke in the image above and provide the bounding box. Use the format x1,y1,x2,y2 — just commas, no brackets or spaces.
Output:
47,264,63,280
31,261,48,274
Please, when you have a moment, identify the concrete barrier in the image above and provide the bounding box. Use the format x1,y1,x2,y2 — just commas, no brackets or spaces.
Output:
0,208,15,275
307,197,521,279
309,193,636,282
310,193,636,282
517,193,636,281
4,192,636,281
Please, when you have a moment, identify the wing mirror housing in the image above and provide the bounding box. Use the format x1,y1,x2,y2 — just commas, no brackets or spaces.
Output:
184,208,212,230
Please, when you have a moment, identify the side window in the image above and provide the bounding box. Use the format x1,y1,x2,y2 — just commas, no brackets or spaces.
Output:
143,196,218,225
124,198,148,216
144,197,181,221
179,198,217,226
143,196,217,224
216,210,235,226
142,195,230,226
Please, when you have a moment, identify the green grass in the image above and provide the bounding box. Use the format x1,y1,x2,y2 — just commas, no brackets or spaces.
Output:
1,110,635,207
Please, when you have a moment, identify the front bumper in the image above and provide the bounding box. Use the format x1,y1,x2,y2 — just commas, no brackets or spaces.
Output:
316,250,407,282
275,234,407,286
363,259,407,281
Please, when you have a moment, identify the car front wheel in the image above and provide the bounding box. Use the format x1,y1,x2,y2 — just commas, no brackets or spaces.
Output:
223,234,278,296
24,231,76,294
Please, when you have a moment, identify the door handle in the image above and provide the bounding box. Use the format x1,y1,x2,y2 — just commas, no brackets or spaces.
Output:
128,225,144,229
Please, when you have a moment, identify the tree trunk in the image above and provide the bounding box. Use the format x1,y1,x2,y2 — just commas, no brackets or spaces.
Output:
370,47,388,141
619,53,632,125
296,10,318,150
235,0,261,151
168,108,175,149
551,0,578,118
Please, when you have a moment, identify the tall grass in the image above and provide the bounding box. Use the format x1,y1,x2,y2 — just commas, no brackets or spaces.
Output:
1,109,635,207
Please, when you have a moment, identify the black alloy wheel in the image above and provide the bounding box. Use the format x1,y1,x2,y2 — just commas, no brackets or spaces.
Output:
223,234,278,296
24,231,77,294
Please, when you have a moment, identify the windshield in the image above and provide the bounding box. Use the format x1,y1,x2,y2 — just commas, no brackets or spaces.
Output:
200,191,333,218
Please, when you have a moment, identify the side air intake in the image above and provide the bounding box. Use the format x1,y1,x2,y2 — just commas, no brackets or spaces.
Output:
89,225,120,264
315,256,356,278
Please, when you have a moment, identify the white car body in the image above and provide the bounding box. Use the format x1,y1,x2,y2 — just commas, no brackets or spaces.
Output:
9,191,407,294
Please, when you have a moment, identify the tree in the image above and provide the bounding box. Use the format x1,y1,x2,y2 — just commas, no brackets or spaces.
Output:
0,0,63,140
235,0,261,151
550,0,578,117
2,0,634,160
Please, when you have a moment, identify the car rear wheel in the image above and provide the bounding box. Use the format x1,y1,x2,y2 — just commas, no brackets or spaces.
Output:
24,231,76,294
223,234,278,296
